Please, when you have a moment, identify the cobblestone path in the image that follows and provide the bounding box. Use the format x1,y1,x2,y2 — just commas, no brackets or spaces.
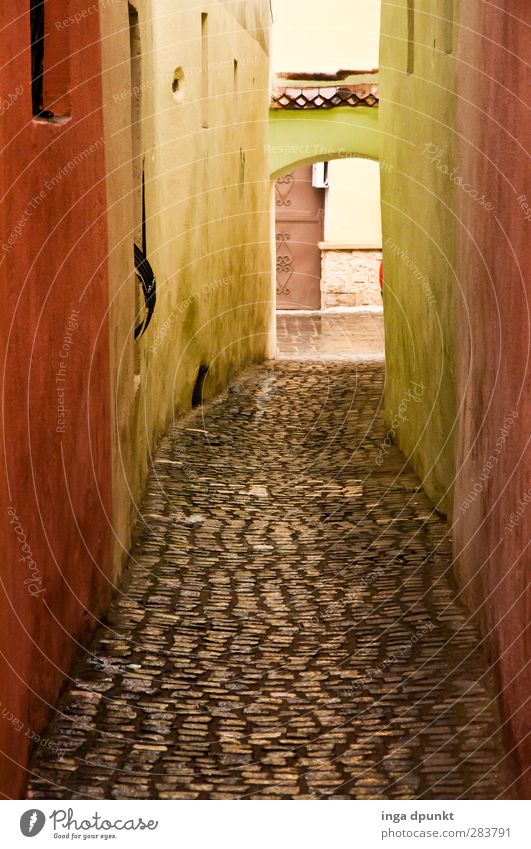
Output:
276,311,384,361
29,360,507,799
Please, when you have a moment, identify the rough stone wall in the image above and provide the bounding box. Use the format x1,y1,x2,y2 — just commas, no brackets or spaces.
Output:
321,250,382,308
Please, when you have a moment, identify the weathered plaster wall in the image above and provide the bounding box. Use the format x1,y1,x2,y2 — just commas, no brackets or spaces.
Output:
380,0,459,516
0,1,113,798
380,0,529,793
0,0,272,798
99,0,273,577
100,0,137,580
453,0,530,795
128,0,273,470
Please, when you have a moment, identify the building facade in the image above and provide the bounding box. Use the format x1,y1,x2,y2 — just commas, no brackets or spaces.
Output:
271,0,383,311
380,0,530,793
320,157,382,309
271,74,382,310
0,0,272,798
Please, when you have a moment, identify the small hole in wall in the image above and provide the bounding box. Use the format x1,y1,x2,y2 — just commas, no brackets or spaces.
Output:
172,67,185,102
192,365,209,408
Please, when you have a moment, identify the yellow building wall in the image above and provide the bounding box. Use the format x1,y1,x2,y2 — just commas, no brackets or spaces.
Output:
379,0,459,516
319,160,382,309
272,0,381,72
271,1,382,310
101,0,273,574
325,159,382,245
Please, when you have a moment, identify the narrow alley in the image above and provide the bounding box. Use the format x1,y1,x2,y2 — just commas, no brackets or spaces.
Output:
1,0,528,824
28,318,506,800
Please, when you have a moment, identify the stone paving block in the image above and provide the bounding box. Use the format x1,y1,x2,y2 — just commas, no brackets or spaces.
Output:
28,347,509,800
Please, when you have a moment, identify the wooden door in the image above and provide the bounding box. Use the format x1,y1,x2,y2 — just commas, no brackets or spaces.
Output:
275,166,324,310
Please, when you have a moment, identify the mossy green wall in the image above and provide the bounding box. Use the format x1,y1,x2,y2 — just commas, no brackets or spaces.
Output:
380,0,459,516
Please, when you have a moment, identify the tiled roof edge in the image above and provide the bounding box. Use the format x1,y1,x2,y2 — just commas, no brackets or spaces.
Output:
271,83,379,110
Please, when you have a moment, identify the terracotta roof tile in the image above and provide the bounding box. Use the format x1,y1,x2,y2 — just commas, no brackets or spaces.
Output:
271,83,379,110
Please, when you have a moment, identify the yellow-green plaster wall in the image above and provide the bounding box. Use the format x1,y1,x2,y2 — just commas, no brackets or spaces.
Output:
379,0,460,516
269,104,380,179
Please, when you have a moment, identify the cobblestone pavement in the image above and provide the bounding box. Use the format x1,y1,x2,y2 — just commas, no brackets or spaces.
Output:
276,311,385,361
29,356,508,799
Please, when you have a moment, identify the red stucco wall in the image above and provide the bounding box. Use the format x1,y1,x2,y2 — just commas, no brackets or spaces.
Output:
0,2,112,798
454,0,530,796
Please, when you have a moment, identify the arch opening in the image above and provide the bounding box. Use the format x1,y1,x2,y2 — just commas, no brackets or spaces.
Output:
269,105,380,180
274,157,383,316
